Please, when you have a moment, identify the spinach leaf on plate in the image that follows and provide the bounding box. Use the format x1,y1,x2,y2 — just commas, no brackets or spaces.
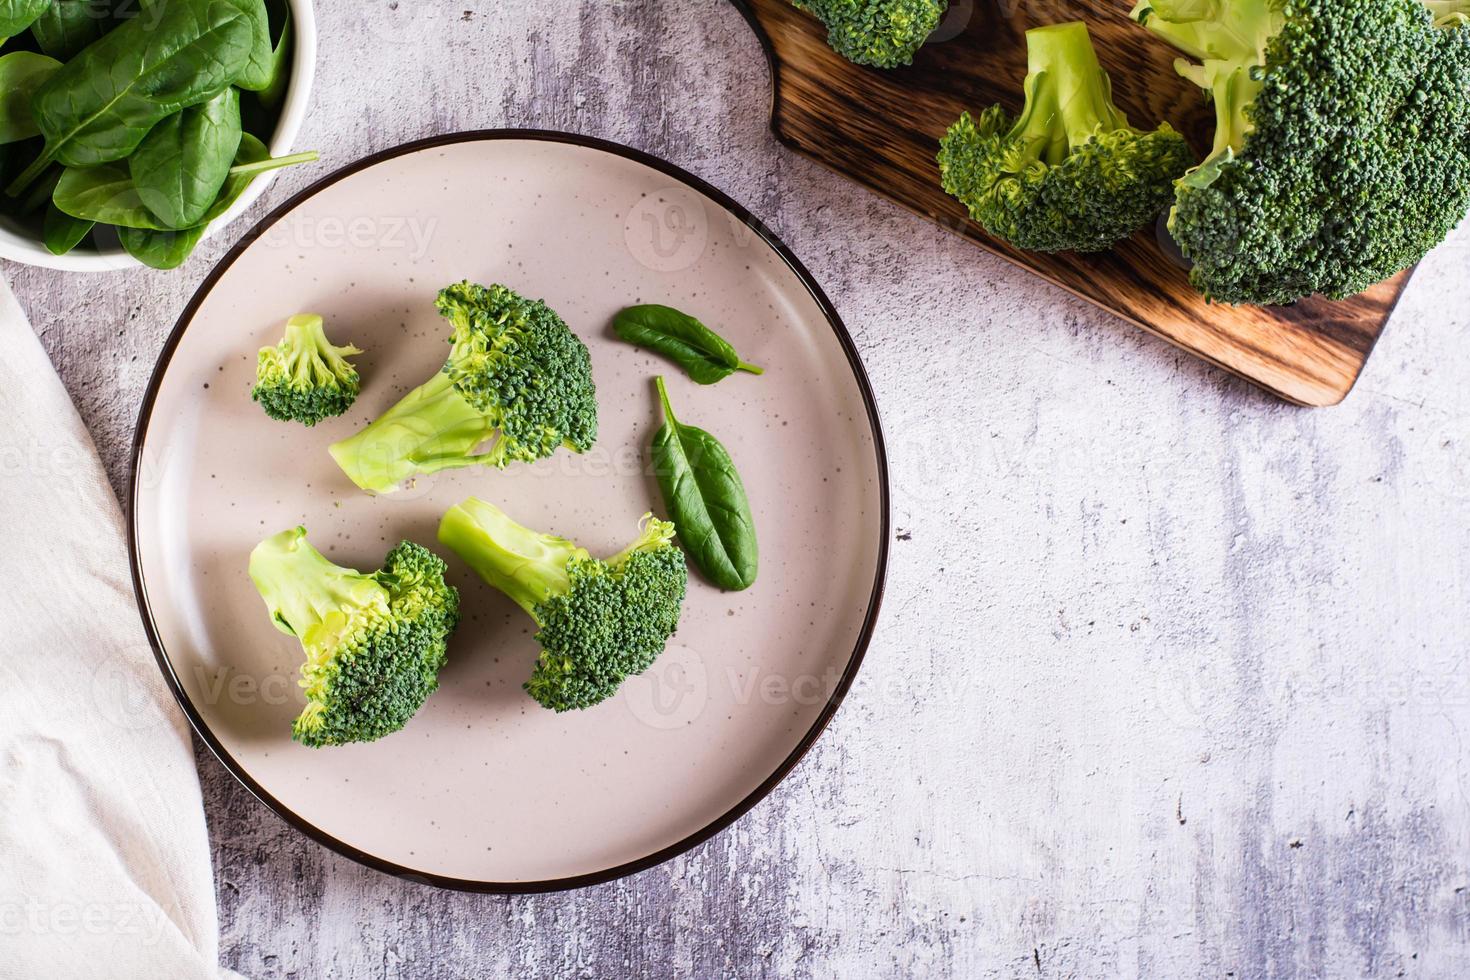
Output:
650,376,759,591
6,0,256,195
614,303,764,385
0,51,62,145
131,86,242,229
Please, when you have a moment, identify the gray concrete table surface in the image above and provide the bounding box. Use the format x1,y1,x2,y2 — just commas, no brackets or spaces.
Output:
8,2,1470,977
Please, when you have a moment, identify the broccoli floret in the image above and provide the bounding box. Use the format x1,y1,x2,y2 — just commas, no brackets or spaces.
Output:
251,315,362,426
248,527,460,747
328,282,597,494
1133,0,1470,305
938,22,1195,253
791,0,948,68
438,498,688,713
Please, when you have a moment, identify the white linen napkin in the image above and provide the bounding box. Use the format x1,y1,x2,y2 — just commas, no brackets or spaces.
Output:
0,277,233,979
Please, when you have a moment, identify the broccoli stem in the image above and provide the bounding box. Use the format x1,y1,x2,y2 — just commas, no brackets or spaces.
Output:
437,499,587,621
1131,0,1279,63
1012,23,1130,165
327,370,501,493
1425,1,1470,26
1176,59,1260,169
247,528,386,648
604,513,679,571
1132,0,1285,175
283,314,360,386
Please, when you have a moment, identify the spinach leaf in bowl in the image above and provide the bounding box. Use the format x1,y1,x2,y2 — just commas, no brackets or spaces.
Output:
54,161,169,229
117,224,205,269
132,87,243,229
0,0,48,41
255,0,291,109
29,0,116,61
6,0,259,196
61,133,317,267
220,0,272,92
0,51,62,145
42,203,93,255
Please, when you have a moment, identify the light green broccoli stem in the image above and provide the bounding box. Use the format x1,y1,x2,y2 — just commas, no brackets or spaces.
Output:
247,527,390,684
327,370,501,493
1011,23,1131,166
1132,0,1285,175
605,514,679,571
1424,1,1470,26
1130,0,1281,62
437,498,588,621
1179,59,1260,175
278,314,359,387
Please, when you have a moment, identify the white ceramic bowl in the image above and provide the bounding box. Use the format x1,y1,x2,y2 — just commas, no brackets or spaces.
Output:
0,0,317,272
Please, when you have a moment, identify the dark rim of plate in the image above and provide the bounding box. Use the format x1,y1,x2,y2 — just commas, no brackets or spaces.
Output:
126,129,891,894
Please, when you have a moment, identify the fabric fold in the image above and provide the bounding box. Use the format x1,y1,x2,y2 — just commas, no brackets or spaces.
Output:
0,278,232,980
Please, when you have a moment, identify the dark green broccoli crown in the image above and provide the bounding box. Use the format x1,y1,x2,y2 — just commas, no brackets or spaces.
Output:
248,529,460,748
527,541,688,713
251,315,362,426
295,541,460,748
379,541,462,639
791,0,947,68
939,23,1195,254
1137,0,1470,305
437,281,598,466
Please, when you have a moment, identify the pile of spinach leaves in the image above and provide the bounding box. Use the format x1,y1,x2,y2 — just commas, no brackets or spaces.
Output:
0,0,312,269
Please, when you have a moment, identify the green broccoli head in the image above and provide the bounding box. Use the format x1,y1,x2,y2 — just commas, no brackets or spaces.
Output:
251,315,362,426
791,0,948,68
938,22,1196,254
248,527,460,747
1133,0,1470,305
328,282,598,494
438,498,688,713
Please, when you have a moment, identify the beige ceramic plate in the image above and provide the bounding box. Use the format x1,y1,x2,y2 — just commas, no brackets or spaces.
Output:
129,131,888,891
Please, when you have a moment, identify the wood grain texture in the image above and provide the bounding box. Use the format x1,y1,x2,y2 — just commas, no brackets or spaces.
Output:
733,0,1413,407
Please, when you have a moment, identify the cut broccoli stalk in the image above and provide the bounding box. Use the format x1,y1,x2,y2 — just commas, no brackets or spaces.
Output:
438,498,688,712
938,22,1195,253
248,528,460,747
1012,23,1130,163
328,282,598,494
328,369,504,493
251,314,362,426
438,497,586,617
1132,0,1470,305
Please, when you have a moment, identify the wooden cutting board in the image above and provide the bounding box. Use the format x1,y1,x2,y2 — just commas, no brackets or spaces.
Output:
731,0,1414,406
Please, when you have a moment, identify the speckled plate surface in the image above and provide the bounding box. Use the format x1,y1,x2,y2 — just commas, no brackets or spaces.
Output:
128,131,889,891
